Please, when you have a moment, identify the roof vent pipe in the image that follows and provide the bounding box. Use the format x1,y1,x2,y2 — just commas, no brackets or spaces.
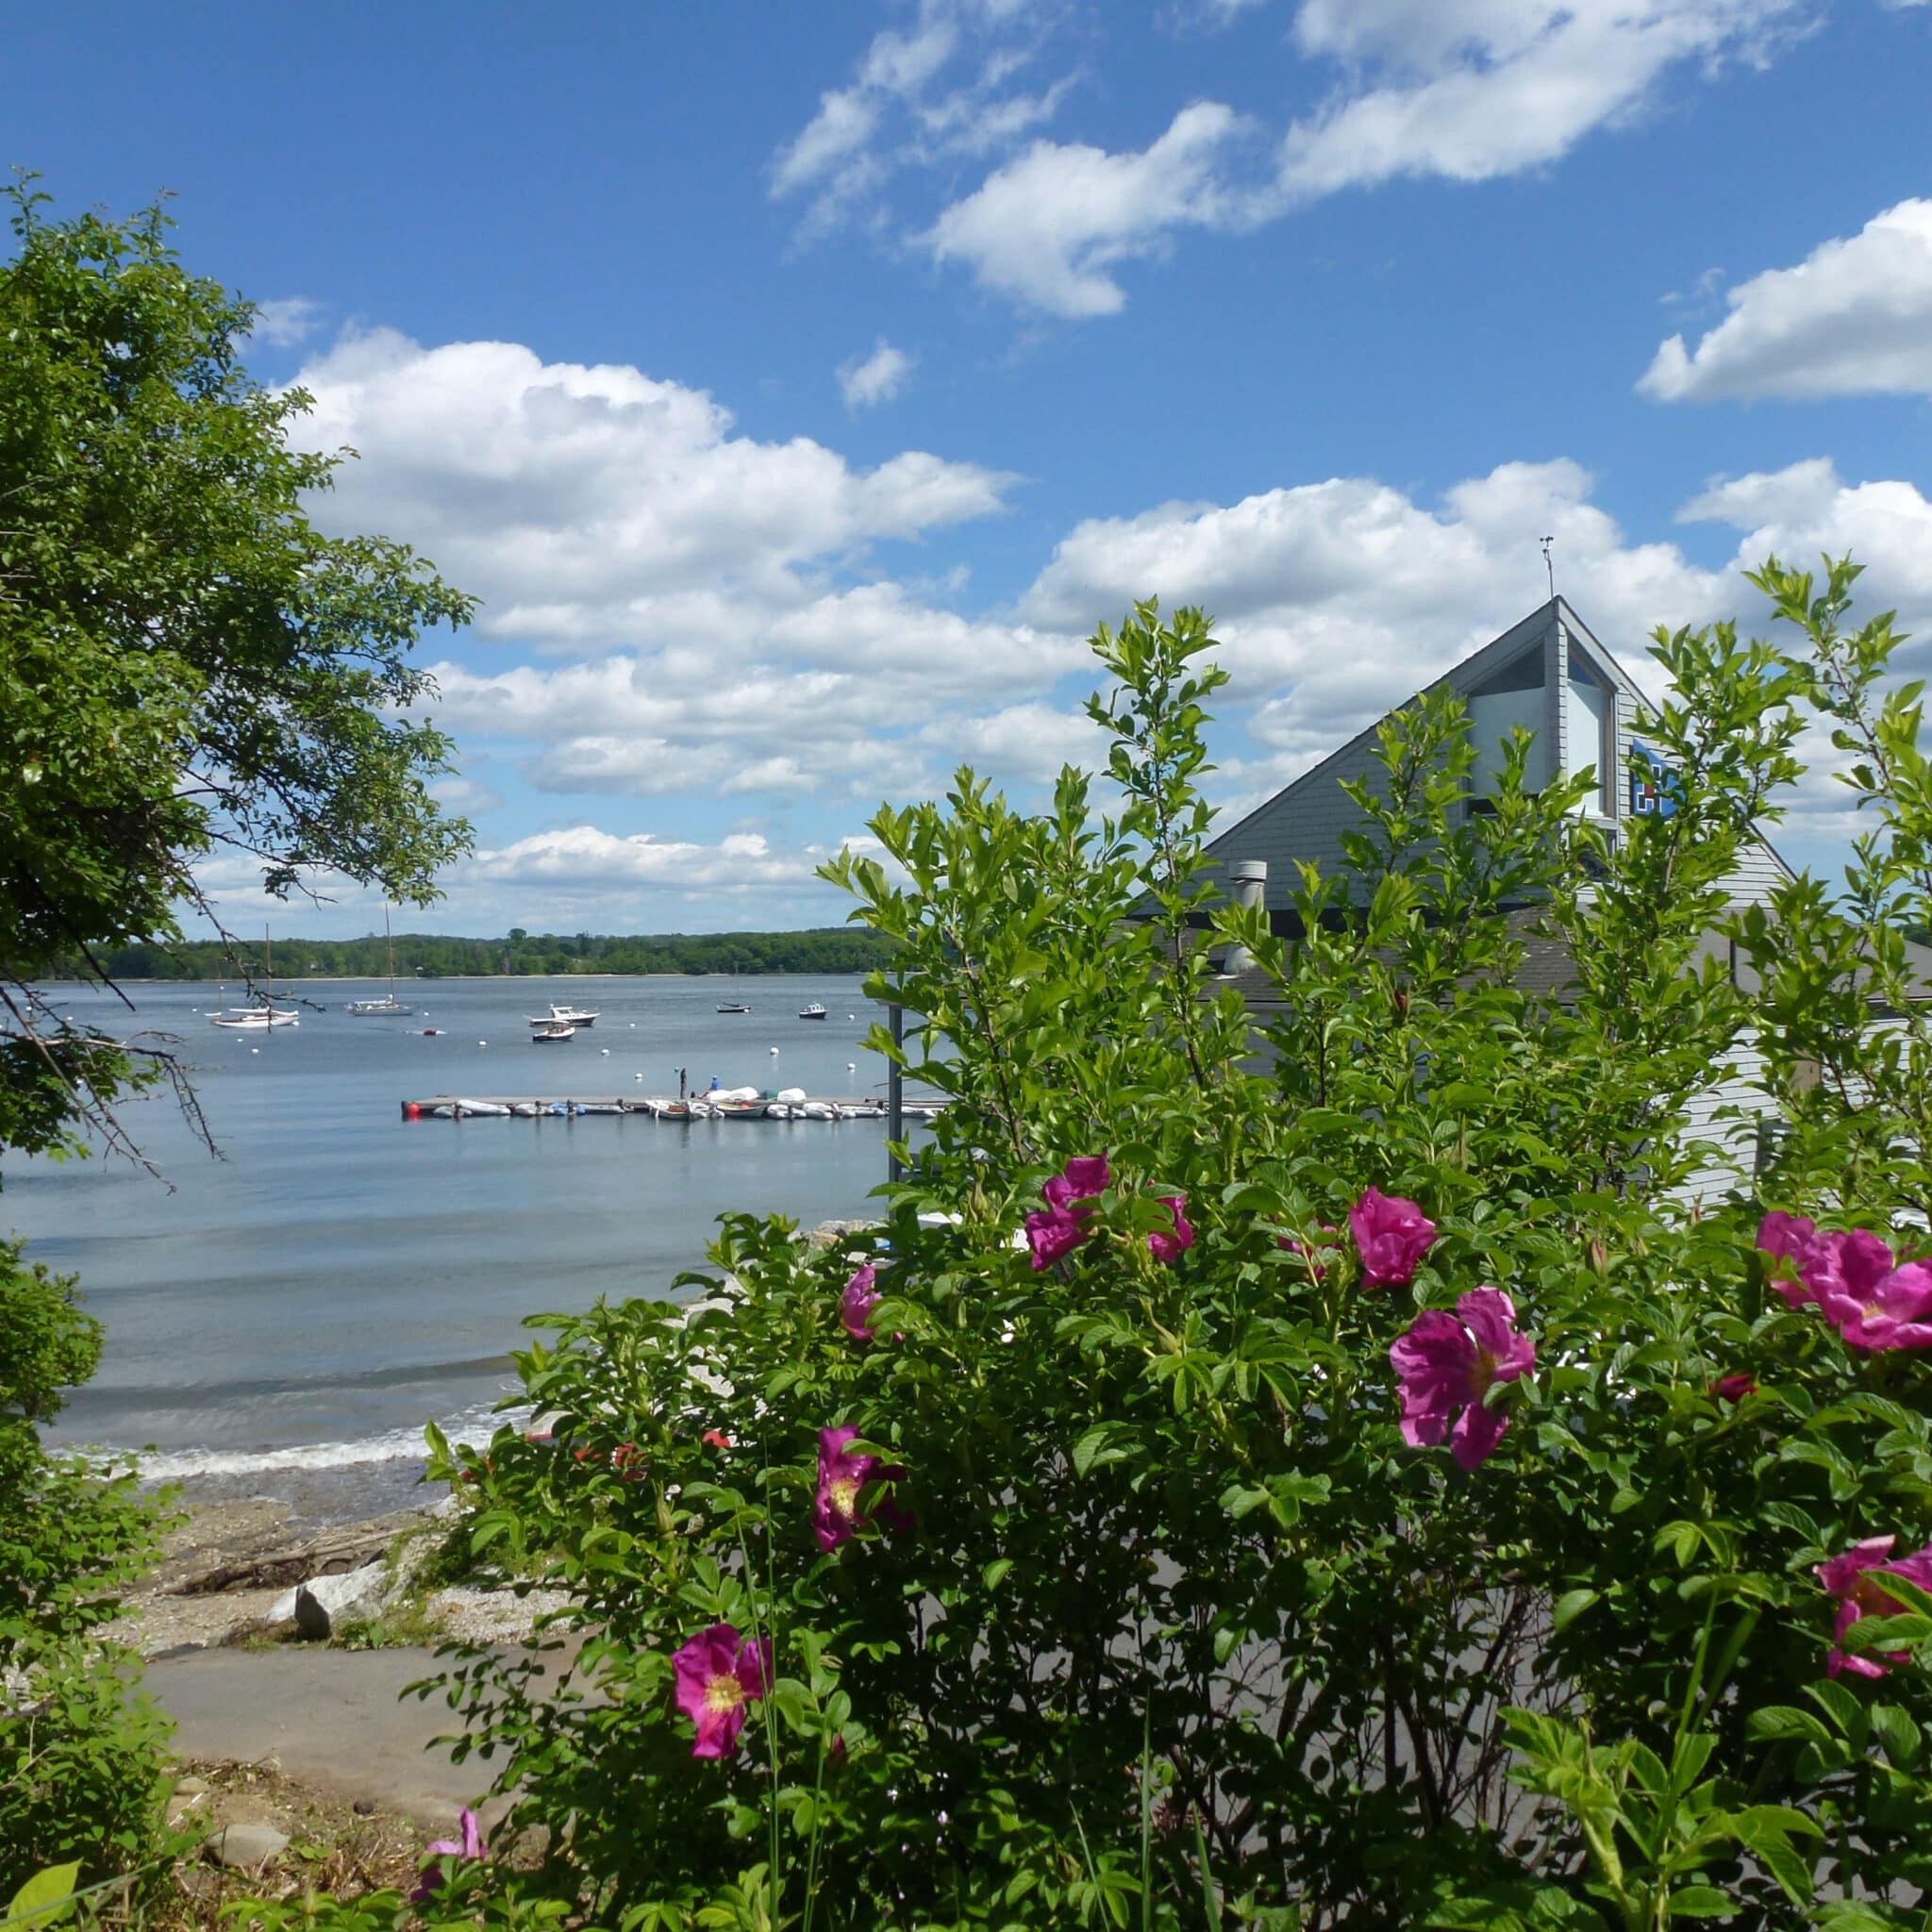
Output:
1220,858,1267,977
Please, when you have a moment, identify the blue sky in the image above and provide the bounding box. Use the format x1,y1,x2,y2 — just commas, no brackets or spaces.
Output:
8,0,1931,935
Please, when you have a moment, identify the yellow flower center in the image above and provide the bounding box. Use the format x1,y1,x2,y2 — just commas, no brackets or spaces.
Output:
705,1672,745,1716
830,1476,861,1517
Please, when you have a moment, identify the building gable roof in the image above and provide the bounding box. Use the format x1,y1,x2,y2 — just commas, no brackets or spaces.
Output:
1209,597,1644,859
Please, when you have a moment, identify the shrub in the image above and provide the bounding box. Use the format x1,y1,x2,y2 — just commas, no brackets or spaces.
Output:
0,1241,174,1896
425,576,1932,1927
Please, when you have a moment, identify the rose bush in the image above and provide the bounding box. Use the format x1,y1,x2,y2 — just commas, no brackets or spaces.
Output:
425,577,1932,1928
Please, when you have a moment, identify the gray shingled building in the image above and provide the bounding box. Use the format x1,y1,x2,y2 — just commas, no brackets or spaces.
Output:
1201,596,1794,1195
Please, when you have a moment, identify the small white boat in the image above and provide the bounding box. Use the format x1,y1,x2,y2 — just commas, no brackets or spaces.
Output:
798,1003,828,1021
453,1098,513,1117
716,1000,750,1014
546,1003,599,1027
530,1020,575,1043
210,1003,299,1031
347,908,412,1015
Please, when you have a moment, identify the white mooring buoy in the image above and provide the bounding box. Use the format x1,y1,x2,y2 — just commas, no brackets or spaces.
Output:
770,1045,779,1055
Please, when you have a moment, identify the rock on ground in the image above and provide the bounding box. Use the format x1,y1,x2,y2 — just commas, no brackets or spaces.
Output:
208,1821,290,1870
275,1561,391,1638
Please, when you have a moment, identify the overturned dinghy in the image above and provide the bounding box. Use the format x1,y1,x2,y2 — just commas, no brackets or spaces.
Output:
452,1098,513,1118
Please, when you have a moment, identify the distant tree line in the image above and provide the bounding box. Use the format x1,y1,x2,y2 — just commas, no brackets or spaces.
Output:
59,927,896,982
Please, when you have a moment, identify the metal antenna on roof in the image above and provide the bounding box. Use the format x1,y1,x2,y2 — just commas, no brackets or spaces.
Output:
1541,535,1556,601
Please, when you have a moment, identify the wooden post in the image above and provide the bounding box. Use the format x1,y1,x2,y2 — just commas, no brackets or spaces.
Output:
888,1000,905,1185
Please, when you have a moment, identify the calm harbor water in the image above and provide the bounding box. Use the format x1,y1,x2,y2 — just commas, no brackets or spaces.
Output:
7,975,905,1518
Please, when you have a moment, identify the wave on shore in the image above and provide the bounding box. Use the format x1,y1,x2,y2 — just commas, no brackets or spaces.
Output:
87,1400,533,1485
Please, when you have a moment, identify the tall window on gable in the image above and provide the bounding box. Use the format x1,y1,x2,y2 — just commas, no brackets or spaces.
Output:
1565,658,1612,816
1467,648,1548,802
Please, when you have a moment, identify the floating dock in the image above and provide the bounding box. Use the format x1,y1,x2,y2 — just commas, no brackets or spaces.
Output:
400,1093,945,1122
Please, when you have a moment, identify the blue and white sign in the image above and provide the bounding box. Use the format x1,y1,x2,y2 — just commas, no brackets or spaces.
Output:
1629,741,1678,819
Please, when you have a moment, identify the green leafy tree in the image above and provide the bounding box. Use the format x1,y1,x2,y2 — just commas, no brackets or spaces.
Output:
0,179,474,1891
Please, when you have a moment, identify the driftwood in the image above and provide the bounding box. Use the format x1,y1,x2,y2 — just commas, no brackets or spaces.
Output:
174,1524,403,1596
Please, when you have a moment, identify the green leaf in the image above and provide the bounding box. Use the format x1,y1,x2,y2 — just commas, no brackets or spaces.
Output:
982,1557,1014,1590
5,1865,81,1929
1552,1589,1600,1632
1072,1424,1138,1477
1745,1706,1829,1746
1665,1884,1738,1919
1870,1703,1922,1768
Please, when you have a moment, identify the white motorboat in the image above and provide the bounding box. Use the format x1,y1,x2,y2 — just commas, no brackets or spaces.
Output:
546,1003,599,1027
798,1003,828,1021
530,1020,575,1043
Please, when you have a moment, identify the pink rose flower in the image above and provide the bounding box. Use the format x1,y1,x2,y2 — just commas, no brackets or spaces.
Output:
1147,1195,1194,1263
1389,1289,1535,1471
411,1807,486,1900
672,1622,773,1757
1816,1536,1932,1678
812,1424,909,1553
1026,1156,1110,1270
1350,1187,1437,1288
841,1263,879,1341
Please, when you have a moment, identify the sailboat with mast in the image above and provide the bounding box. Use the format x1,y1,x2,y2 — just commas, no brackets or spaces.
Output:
209,926,301,1029
346,908,413,1016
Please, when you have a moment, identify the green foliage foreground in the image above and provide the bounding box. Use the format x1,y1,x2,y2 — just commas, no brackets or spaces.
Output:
0,181,471,1898
397,567,1927,1929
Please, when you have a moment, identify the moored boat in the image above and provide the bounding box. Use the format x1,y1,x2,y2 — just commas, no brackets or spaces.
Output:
798,1003,828,1020
347,908,413,1015
530,1019,575,1043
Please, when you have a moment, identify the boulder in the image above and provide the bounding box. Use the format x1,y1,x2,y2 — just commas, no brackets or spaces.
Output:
269,1560,390,1639
208,1822,290,1870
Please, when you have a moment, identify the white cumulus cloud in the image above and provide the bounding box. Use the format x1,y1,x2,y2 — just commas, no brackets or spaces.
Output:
839,339,916,409
853,1,1822,318
287,327,1014,647
1024,457,1734,774
924,102,1256,318
247,296,325,346
1276,1,1810,200
1679,459,1932,629
1641,199,1932,402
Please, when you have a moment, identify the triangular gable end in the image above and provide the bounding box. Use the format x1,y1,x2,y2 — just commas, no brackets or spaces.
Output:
1206,597,1792,908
